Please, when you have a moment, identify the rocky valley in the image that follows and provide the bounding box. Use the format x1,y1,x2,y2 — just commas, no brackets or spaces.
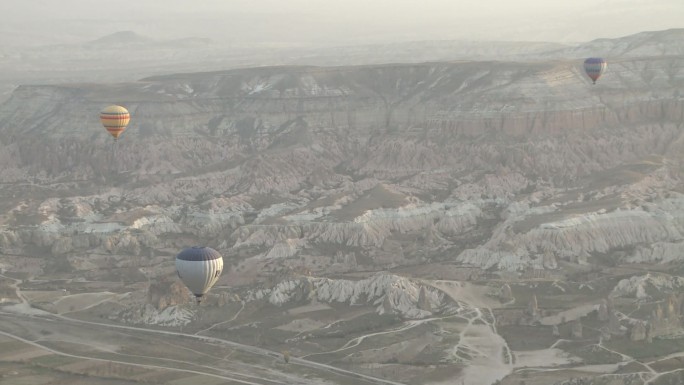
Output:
1,29,684,385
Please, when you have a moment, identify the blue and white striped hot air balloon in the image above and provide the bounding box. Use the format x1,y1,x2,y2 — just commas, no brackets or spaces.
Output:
175,247,223,303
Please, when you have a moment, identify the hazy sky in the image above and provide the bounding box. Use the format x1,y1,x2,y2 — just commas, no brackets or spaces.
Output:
2,0,683,46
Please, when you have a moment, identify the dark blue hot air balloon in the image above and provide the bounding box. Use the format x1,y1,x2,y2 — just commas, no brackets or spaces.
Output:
584,58,607,85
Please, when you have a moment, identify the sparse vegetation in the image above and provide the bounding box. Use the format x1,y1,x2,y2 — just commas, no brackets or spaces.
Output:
0,22,683,385
605,337,684,360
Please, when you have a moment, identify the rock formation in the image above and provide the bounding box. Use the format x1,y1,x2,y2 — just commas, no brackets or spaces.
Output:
648,296,684,338
608,311,622,335
570,319,583,339
527,294,539,318
146,278,191,310
417,286,432,312
597,299,609,322
498,284,514,303
250,273,444,319
600,327,611,342
630,321,648,342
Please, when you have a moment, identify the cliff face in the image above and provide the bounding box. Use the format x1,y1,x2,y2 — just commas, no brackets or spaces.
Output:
1,58,683,186
249,273,445,319
1,53,684,276
146,278,191,310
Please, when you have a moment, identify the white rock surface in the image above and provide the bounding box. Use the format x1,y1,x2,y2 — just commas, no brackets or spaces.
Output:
250,273,444,319
610,274,684,300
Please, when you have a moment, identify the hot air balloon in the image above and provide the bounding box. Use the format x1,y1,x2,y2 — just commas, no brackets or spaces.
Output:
175,247,223,303
584,58,607,85
100,105,130,141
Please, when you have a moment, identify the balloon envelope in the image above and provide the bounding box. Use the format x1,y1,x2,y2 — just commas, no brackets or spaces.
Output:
100,105,130,140
584,58,607,84
175,247,223,301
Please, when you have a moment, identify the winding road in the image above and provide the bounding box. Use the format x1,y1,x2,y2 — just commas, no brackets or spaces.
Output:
0,272,408,385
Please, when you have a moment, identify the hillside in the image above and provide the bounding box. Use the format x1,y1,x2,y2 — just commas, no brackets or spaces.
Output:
1,28,684,385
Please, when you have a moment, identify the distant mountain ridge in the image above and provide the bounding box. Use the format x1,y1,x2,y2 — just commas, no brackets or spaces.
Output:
85,31,213,48
546,28,684,59
86,30,152,46
282,28,684,64
1,27,681,105
80,27,684,59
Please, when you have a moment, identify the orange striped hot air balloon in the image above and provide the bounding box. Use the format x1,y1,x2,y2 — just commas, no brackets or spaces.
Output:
100,105,130,141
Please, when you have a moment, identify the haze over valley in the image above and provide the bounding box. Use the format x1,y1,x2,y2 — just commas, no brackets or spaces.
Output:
1,3,684,384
